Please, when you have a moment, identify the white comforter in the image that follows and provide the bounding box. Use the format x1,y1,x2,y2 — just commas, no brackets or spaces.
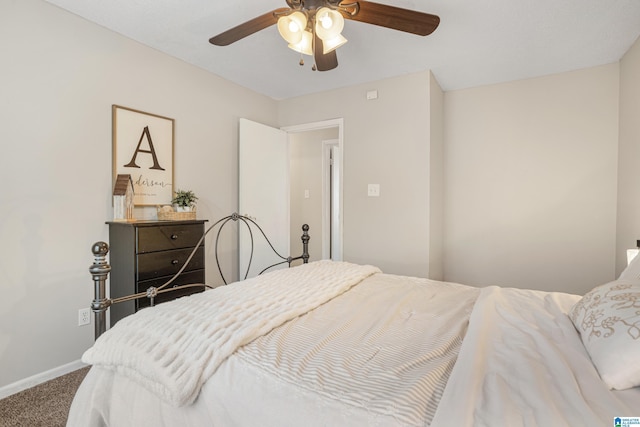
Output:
431,286,640,426
69,263,640,427
81,260,380,406
69,264,479,426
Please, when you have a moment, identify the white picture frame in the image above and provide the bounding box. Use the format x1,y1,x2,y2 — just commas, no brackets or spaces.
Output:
112,105,174,206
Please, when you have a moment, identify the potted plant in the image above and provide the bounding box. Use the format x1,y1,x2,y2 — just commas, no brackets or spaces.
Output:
171,189,198,212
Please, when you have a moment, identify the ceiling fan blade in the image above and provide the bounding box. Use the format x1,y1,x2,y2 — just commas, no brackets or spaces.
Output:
209,8,291,46
340,1,440,36
314,34,339,71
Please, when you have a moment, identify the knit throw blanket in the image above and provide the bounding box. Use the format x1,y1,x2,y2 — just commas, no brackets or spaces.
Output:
82,260,380,406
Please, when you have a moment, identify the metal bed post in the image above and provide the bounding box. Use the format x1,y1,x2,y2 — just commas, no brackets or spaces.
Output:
301,224,310,264
89,241,111,339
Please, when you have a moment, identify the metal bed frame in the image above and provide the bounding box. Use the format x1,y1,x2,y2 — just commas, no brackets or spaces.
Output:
89,213,310,339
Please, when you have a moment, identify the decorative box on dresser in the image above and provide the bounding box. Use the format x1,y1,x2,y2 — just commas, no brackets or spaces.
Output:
106,219,207,326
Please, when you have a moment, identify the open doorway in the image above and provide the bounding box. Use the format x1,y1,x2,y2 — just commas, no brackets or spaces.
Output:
283,119,343,262
239,118,344,278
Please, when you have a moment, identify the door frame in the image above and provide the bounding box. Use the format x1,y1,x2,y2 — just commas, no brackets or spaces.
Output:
322,139,341,260
282,118,344,261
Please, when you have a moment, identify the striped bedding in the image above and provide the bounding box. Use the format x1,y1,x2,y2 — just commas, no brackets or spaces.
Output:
69,263,480,427
235,273,479,425
69,261,640,426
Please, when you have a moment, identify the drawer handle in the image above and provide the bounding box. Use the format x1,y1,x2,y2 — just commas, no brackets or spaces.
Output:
171,259,179,265
171,234,179,240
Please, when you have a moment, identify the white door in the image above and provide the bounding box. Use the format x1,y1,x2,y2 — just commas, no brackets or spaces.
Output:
238,118,289,279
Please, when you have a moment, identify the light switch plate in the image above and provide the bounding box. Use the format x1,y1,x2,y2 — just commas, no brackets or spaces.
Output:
368,184,380,197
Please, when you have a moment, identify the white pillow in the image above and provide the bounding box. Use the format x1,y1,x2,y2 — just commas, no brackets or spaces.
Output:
618,249,640,280
569,280,640,390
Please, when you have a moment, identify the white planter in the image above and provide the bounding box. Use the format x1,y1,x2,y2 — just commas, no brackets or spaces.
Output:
175,205,193,212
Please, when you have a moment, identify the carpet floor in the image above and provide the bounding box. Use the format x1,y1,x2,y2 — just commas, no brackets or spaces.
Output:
0,367,90,427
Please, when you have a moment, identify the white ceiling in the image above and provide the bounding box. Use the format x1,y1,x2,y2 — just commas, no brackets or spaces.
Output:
44,0,640,100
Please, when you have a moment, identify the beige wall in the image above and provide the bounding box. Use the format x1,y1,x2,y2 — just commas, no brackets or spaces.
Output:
443,65,620,294
279,71,440,278
0,0,277,389
616,37,640,275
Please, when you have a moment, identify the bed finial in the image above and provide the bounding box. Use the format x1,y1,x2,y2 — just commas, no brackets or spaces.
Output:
90,241,112,339
301,224,310,264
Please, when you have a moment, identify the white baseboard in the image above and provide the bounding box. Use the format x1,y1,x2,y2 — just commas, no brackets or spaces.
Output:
0,359,88,400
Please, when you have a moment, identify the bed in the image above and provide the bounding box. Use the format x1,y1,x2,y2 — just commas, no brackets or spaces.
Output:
69,217,640,426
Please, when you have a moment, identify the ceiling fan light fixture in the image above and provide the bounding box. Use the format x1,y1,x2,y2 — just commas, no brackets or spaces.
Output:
277,11,308,44
288,30,313,56
322,33,347,54
315,7,344,41
209,1,441,73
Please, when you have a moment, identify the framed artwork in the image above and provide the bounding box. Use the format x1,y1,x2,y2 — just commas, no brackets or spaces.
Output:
112,105,174,206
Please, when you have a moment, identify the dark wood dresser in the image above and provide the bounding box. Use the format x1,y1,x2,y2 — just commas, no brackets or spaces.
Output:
106,220,207,326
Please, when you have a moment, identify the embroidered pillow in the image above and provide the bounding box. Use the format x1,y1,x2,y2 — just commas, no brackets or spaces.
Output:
569,281,640,390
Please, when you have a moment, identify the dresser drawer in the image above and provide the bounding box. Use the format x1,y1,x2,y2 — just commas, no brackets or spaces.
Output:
107,219,207,326
136,269,205,309
137,246,205,281
137,223,204,253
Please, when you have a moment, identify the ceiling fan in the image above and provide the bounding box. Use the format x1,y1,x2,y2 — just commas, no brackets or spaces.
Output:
209,0,440,71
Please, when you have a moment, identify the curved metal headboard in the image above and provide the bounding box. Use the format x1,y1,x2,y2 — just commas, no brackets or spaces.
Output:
215,213,310,284
88,213,310,339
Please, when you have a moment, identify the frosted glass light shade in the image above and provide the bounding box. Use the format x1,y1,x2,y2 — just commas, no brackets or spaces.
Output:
315,7,344,41
322,33,347,53
288,30,313,56
277,11,308,44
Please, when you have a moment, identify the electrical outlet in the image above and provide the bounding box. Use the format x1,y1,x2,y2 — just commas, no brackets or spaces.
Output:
78,308,91,326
